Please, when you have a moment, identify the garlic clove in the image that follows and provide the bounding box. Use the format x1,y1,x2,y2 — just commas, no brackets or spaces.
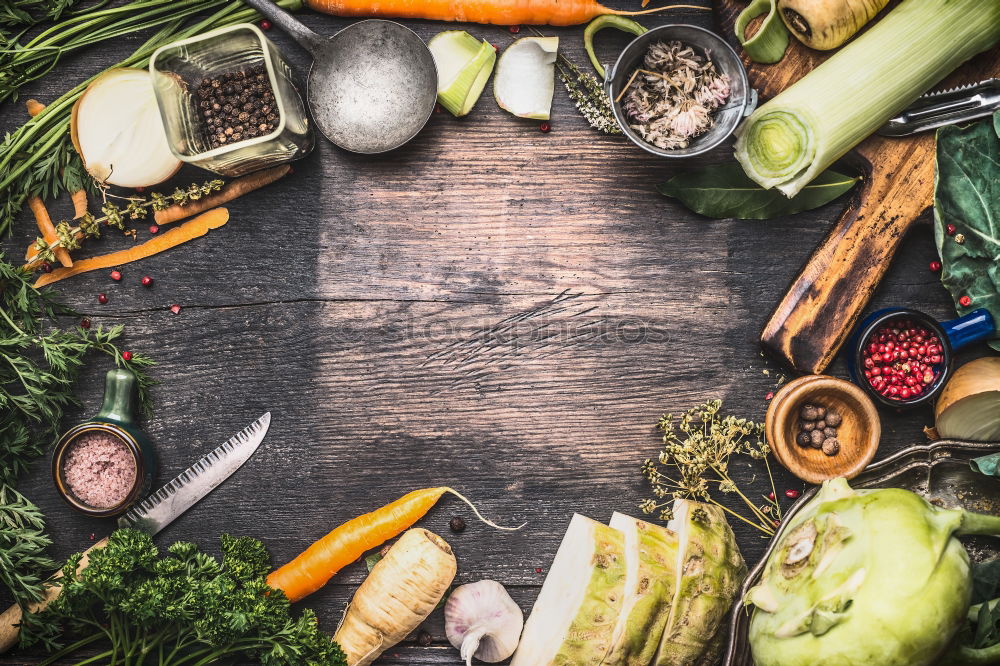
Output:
444,580,523,665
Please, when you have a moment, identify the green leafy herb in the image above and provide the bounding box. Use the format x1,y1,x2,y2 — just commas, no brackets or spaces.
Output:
0,0,87,40
21,529,348,664
657,163,860,219
0,485,55,609
934,112,1000,352
640,399,781,536
0,254,155,485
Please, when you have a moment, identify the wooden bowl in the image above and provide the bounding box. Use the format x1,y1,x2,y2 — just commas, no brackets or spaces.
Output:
766,375,880,484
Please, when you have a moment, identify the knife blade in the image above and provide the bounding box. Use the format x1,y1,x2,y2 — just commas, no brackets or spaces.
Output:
877,79,1000,137
118,411,271,535
0,412,271,653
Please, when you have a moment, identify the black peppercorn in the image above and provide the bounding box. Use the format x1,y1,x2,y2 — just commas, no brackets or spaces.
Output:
196,62,280,150
417,630,433,647
449,516,466,533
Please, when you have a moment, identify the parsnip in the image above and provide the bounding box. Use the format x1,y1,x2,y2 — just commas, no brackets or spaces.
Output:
334,528,457,666
777,0,890,50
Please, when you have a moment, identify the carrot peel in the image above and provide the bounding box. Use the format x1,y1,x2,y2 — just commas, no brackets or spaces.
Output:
267,487,522,602
34,207,229,288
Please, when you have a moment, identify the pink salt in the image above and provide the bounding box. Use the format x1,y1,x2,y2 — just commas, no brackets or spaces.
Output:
62,432,137,509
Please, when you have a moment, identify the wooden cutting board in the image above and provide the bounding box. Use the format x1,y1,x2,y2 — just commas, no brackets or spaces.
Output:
714,1,1000,375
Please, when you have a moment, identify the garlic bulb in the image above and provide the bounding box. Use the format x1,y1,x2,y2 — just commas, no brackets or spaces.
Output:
444,580,523,665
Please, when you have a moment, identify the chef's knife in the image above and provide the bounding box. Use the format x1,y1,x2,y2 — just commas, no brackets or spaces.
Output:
878,79,1000,136
0,412,271,653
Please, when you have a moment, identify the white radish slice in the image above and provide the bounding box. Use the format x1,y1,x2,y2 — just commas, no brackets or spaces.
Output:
429,31,496,117
493,36,558,120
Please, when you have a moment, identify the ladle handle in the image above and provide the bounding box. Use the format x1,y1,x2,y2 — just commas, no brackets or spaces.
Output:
242,0,327,56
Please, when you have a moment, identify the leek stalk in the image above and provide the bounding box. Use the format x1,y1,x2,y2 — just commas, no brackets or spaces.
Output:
734,0,1000,197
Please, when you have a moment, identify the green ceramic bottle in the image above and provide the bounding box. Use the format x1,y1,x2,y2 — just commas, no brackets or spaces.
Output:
52,369,156,517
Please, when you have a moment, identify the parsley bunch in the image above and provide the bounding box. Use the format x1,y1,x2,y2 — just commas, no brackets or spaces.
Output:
0,254,155,486
22,529,347,665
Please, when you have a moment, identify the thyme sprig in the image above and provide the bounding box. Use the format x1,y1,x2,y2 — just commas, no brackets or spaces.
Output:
640,399,781,536
556,56,621,135
28,179,224,268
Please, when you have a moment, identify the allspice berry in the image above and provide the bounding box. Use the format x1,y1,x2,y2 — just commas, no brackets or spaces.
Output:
825,411,842,427
822,438,840,456
824,427,838,438
802,421,816,432
815,420,826,431
816,406,827,419
796,432,812,447
800,404,819,421
810,429,826,448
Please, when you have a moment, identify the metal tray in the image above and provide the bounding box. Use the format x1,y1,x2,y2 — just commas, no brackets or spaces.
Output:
723,439,1000,666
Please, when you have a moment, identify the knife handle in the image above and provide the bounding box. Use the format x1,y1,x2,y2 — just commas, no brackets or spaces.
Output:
0,537,109,654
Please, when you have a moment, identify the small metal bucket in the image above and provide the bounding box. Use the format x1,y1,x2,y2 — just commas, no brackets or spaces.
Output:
604,25,757,158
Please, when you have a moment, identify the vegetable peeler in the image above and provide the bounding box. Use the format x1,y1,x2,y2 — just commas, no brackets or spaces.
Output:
877,79,1000,137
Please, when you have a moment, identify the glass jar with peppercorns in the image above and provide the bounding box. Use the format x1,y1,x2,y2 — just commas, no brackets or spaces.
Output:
149,23,313,176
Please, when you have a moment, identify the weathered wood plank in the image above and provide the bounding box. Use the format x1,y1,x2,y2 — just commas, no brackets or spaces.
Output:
0,2,990,664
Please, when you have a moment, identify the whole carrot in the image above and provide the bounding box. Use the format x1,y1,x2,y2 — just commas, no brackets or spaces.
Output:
154,164,291,225
267,487,521,602
305,0,706,26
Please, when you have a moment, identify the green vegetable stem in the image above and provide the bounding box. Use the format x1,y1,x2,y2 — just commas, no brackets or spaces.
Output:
583,15,646,79
21,529,347,665
734,0,789,64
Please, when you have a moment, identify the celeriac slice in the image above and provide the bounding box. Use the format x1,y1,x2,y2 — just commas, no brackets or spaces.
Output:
510,514,626,665
493,36,558,120
656,500,747,665
605,512,679,666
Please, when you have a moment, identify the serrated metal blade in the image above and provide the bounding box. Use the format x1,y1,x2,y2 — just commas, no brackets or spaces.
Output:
878,79,1000,137
118,412,270,535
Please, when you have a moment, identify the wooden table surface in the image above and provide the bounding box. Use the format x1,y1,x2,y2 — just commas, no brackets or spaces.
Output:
2,2,989,663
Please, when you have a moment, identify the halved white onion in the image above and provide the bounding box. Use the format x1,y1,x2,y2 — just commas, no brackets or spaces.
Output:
71,68,180,189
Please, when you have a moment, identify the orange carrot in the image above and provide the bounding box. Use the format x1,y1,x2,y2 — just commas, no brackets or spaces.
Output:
34,208,229,287
27,197,73,268
267,487,520,602
25,99,45,117
71,190,88,220
306,0,706,25
154,164,291,225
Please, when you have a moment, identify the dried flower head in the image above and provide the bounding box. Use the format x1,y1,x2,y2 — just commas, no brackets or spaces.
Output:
640,399,780,535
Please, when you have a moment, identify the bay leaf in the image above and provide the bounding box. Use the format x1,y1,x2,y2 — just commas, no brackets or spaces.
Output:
657,163,859,220
934,113,1000,351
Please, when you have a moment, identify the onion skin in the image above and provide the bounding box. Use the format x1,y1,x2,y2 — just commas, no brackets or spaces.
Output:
936,357,1000,441
777,0,890,50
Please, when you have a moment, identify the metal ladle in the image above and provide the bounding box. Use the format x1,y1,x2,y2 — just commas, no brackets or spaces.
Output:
242,0,437,153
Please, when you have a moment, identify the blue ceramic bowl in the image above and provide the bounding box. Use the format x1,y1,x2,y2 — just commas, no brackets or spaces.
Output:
848,307,994,409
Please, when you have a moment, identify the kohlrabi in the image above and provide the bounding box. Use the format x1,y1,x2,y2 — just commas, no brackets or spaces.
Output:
748,478,1000,666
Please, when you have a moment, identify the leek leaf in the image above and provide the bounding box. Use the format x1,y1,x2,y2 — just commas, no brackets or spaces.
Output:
657,163,858,219
934,112,1000,351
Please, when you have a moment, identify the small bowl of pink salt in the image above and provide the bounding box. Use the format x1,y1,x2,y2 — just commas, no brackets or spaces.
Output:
52,369,154,517
53,424,147,517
